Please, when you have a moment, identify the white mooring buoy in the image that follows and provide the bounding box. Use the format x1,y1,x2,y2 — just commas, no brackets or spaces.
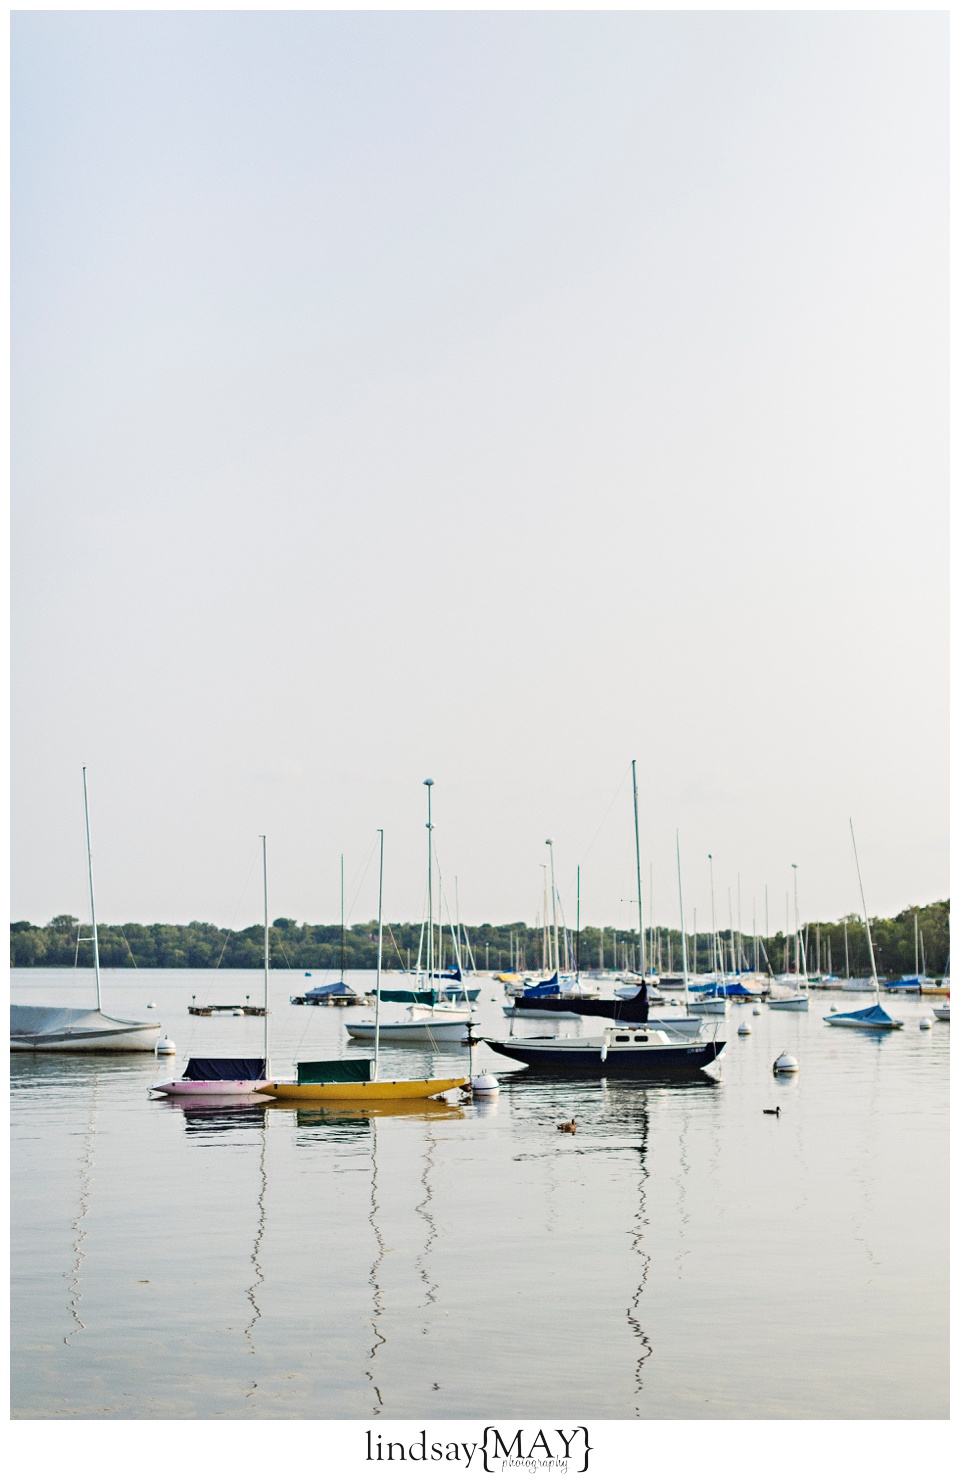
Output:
919,1018,932,1030
752,1006,762,1016
471,1073,500,1096
773,1051,799,1075
147,1001,157,1009
738,1023,751,1036
232,1008,244,1016
829,1004,839,1013
156,1037,176,1056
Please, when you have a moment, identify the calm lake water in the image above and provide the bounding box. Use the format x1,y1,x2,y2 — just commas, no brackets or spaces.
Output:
10,968,949,1420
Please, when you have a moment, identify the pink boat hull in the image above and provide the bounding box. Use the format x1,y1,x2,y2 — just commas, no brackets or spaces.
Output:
151,1079,271,1097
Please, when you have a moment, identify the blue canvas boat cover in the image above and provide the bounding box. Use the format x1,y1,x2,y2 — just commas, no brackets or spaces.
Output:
440,964,463,981
184,1057,266,1081
304,981,355,1000
522,972,560,998
830,1003,894,1025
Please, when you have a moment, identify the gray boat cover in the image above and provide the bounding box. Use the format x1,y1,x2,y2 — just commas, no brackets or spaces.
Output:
11,1005,158,1039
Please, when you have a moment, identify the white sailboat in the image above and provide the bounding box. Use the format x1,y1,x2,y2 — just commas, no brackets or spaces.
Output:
824,823,903,1031
11,769,162,1053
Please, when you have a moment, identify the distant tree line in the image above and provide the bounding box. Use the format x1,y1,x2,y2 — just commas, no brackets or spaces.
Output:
9,899,950,978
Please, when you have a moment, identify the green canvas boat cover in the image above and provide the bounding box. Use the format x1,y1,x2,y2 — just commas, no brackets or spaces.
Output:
297,1058,372,1084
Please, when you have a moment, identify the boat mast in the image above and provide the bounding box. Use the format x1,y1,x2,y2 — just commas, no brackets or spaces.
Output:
541,868,549,972
844,918,849,979
374,829,384,1081
792,865,806,985
424,779,434,985
576,866,581,984
631,759,646,976
546,839,560,982
708,853,718,981
676,830,689,1003
81,767,103,1012
914,912,919,977
849,819,880,993
261,834,269,1077
339,853,345,982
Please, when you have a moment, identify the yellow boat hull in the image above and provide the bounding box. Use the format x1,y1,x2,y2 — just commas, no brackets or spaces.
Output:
261,1076,466,1103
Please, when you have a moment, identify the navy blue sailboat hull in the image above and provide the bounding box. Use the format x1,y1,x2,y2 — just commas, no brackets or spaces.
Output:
484,1037,724,1075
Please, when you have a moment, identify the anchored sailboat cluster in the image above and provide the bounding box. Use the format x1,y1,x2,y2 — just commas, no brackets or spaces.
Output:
12,767,943,1069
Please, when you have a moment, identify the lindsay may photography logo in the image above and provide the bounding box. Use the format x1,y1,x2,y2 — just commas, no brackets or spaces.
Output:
365,1428,592,1473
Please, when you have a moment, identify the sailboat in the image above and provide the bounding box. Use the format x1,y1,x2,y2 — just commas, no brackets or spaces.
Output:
152,837,273,1095
503,772,703,1039
11,769,162,1053
260,824,467,1104
379,781,479,1007
291,855,366,1004
824,823,903,1031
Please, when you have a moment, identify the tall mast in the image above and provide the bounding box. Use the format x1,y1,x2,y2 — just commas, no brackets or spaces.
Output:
541,870,548,971
339,853,345,982
631,760,646,975
575,866,581,984
676,830,689,1002
914,912,919,978
708,853,718,979
546,839,560,982
81,767,102,1012
374,829,384,1081
424,779,434,985
849,819,880,993
792,865,805,984
844,918,850,979
261,834,269,1077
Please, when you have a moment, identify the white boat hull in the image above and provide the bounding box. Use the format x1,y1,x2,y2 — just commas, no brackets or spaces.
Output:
345,1018,471,1044
768,997,809,1011
11,1008,161,1053
933,1004,950,1021
825,1015,903,1030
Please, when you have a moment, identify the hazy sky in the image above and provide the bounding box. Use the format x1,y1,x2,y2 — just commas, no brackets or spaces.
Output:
11,10,948,935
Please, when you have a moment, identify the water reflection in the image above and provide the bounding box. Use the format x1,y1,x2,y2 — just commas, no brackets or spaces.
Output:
619,1089,653,1408
287,1099,463,1144
366,1119,386,1415
156,1097,269,1139
64,1072,100,1345
414,1123,439,1318
243,1115,268,1351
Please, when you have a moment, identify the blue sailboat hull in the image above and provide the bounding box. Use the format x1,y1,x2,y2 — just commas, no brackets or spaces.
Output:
484,1037,724,1075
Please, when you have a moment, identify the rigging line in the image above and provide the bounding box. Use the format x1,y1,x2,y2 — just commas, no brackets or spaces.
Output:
344,835,379,926
118,927,140,971
385,922,406,971
215,842,262,970
577,761,633,867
